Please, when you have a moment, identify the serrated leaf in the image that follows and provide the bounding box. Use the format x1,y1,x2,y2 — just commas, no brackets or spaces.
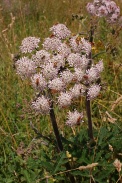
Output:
53,152,68,174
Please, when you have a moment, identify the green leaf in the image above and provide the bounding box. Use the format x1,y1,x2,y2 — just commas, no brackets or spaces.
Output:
53,152,68,174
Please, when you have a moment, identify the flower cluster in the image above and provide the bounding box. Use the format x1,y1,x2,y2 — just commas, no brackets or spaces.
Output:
86,0,120,23
49,23,71,39
16,23,104,125
31,96,50,114
66,110,83,126
20,37,40,53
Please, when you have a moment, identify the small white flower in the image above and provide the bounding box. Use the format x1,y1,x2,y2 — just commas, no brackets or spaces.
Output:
42,62,58,80
32,95,50,114
48,78,65,92
80,55,89,70
67,53,83,68
86,0,120,23
87,84,101,100
31,73,47,90
69,35,83,53
58,92,72,108
20,37,40,53
74,68,84,82
95,60,104,73
57,43,71,58
43,37,62,51
66,110,83,126
50,23,71,39
81,38,91,56
16,56,36,78
97,6,108,17
113,159,122,172
86,3,96,15
86,67,100,82
60,69,74,85
50,54,65,69
69,84,85,98
32,50,51,66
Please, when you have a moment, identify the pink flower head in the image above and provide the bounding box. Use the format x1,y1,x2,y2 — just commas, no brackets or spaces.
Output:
67,53,83,68
60,69,74,85
69,84,85,98
87,84,101,100
57,43,71,58
42,62,58,80
74,68,84,82
31,73,47,90
50,54,65,69
66,110,83,126
86,66,100,82
32,95,50,114
32,50,50,66
50,23,71,39
48,78,65,92
16,57,36,78
20,37,40,53
58,92,72,108
43,37,62,51
86,3,96,15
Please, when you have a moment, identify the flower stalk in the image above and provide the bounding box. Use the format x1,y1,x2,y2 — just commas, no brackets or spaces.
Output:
49,101,63,152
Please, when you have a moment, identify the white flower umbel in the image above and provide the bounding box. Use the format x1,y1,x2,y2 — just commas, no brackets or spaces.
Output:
50,54,65,69
74,68,84,82
60,69,74,85
95,60,104,73
20,37,40,53
80,55,89,70
16,56,36,78
69,35,83,53
32,50,51,66
48,78,65,92
42,62,58,80
43,37,62,51
69,84,85,98
87,84,101,100
66,110,83,126
32,95,50,114
67,53,83,68
113,159,122,172
31,73,47,90
86,0,120,23
57,43,71,58
50,23,71,39
86,66,100,82
81,38,91,56
58,91,72,108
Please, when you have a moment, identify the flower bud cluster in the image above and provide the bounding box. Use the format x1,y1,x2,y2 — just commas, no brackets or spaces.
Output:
16,23,104,126
86,0,120,23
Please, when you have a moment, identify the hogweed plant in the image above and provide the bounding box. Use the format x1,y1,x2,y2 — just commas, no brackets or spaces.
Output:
13,0,122,182
15,24,103,145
